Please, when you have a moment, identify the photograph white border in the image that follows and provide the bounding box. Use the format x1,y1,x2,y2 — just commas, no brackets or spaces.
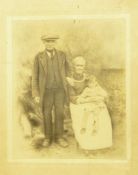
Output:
6,14,131,164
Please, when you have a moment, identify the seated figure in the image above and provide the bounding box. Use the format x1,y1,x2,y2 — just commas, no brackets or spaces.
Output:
67,56,112,150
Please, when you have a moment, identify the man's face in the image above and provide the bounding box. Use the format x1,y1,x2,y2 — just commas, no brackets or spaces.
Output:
43,40,56,51
74,62,85,74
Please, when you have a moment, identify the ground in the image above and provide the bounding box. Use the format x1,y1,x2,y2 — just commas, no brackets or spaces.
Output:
12,69,126,160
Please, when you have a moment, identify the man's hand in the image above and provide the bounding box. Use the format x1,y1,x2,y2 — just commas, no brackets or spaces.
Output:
34,96,40,104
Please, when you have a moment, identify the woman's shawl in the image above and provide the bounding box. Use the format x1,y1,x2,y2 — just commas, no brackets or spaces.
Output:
69,74,108,104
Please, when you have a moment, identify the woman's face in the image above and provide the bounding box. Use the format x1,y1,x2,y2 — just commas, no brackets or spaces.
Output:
74,62,85,74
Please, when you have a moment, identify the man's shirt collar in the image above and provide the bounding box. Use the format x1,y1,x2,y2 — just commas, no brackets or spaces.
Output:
46,49,55,58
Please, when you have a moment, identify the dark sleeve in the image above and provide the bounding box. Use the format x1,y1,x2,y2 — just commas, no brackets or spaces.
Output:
69,86,78,104
32,54,40,98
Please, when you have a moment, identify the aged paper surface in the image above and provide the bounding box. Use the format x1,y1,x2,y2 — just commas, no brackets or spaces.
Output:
0,0,138,175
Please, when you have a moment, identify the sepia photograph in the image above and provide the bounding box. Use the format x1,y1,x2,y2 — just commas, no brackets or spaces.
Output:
7,15,129,162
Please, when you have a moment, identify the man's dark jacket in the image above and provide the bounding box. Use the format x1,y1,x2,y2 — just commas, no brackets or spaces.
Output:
32,49,71,108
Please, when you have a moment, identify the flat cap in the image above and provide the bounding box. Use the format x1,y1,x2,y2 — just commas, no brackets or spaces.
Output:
41,34,59,41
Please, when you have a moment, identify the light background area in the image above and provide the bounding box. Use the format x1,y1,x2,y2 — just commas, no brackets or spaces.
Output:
12,18,126,71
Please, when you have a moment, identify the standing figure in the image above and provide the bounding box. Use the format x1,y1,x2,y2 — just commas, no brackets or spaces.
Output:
32,35,70,147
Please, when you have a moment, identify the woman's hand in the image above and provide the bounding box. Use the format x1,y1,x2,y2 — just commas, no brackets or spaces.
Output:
77,96,105,104
76,97,86,104
90,96,104,101
66,77,74,87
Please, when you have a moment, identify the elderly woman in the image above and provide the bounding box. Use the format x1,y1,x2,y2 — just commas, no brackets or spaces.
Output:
67,56,112,150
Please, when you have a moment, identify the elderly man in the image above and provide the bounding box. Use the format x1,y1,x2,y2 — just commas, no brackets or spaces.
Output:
32,35,70,147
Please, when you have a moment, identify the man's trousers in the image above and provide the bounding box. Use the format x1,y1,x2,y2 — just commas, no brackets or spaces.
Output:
42,88,65,140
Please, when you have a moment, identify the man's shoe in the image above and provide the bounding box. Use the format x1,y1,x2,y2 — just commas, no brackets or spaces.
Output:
42,139,51,148
56,138,69,148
